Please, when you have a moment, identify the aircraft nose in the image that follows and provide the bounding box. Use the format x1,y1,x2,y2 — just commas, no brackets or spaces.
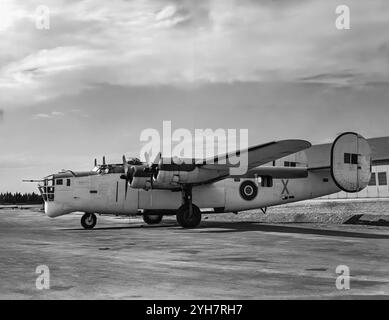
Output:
45,201,69,218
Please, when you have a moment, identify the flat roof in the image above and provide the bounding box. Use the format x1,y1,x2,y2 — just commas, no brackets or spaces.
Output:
368,136,389,161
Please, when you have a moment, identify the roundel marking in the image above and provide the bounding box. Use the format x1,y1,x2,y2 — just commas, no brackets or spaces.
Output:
239,180,258,201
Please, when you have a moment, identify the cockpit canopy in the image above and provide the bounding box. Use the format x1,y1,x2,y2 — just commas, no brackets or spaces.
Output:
93,158,142,174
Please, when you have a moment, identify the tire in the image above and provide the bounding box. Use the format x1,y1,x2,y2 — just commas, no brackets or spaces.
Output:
176,204,201,228
81,213,97,229
143,214,163,225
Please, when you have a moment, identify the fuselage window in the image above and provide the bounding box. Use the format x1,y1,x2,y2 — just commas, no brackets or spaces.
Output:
56,179,63,185
284,161,297,167
66,179,71,186
344,153,358,165
261,176,273,187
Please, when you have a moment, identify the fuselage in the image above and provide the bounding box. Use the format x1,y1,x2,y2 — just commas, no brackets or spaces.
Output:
41,168,340,218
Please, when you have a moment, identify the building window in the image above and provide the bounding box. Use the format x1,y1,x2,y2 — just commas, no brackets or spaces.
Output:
66,179,71,186
378,172,387,186
368,173,376,186
284,161,297,167
56,179,63,185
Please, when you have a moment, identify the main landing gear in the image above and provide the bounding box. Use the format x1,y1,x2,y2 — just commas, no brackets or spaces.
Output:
81,212,97,229
176,186,201,228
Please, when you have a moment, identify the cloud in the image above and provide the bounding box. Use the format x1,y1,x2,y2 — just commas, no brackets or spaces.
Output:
32,110,65,120
0,0,389,109
155,5,177,21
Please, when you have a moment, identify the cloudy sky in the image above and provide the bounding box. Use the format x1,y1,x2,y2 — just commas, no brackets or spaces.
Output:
0,0,388,192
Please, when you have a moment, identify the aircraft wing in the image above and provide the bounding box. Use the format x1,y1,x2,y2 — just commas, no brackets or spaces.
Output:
198,139,312,171
237,166,308,179
129,139,312,189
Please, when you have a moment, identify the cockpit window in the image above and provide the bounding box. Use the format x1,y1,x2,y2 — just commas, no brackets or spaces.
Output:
38,177,55,202
95,165,125,174
128,158,141,165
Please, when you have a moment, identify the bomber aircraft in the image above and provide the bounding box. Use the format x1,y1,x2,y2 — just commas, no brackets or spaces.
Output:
25,132,371,229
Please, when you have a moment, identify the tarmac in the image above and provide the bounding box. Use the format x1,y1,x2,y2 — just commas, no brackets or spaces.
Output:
0,208,388,299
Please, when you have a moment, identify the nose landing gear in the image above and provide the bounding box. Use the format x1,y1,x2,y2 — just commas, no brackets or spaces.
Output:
81,212,97,229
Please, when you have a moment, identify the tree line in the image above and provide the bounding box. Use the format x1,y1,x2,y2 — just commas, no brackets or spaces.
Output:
0,192,43,204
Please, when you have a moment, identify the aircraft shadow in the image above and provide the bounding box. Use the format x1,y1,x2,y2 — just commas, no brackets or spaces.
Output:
196,221,389,239
61,221,389,239
61,223,177,231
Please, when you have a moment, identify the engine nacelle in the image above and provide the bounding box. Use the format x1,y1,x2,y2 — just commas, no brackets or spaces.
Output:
331,132,371,193
153,166,221,185
129,165,152,190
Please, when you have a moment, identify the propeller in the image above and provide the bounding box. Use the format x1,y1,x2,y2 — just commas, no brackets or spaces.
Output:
152,152,162,165
143,151,161,167
121,155,130,199
121,155,136,199
121,153,161,198
146,152,161,187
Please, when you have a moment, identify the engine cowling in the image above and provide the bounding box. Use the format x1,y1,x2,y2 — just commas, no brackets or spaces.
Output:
153,165,221,186
129,165,152,190
331,132,371,193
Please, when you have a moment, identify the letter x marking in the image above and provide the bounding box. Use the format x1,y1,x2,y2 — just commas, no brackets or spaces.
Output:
281,179,290,195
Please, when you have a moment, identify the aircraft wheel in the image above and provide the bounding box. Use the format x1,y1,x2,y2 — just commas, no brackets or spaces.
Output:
143,214,163,225
81,213,97,229
176,204,201,228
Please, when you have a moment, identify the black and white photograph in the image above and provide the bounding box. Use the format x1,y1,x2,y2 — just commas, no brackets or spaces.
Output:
0,0,388,306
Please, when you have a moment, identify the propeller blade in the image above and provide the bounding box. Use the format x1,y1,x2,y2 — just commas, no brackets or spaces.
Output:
122,155,129,175
125,179,128,199
152,152,161,165
122,155,129,199
144,151,150,164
